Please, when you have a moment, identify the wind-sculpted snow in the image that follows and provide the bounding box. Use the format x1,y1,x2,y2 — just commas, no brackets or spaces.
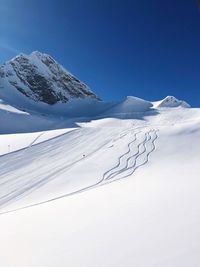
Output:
103,96,153,115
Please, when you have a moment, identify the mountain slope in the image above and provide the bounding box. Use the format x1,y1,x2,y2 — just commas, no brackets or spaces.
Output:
153,95,190,108
0,103,200,267
103,96,153,116
0,51,99,107
0,56,199,267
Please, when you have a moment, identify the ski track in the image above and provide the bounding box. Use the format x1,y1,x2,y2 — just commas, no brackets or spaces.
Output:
104,130,158,182
103,130,141,180
0,128,79,159
106,130,158,182
0,127,159,215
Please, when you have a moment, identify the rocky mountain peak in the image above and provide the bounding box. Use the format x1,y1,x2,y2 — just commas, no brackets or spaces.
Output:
155,96,190,108
0,51,99,105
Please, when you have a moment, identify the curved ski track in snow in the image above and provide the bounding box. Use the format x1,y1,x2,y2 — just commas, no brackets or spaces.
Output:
0,127,158,215
103,129,158,183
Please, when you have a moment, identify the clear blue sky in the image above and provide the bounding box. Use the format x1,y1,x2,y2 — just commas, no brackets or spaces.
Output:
0,0,200,106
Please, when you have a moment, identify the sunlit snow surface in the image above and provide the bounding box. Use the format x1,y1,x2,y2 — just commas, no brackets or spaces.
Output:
0,96,200,267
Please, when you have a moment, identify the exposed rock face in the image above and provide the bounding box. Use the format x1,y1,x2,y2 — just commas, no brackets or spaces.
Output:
0,51,99,105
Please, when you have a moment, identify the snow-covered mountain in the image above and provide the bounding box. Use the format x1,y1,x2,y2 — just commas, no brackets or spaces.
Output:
153,95,190,108
0,51,99,108
0,53,199,267
0,92,190,134
0,93,199,267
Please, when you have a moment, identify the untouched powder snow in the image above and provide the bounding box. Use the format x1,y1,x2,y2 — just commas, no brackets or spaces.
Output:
0,94,200,267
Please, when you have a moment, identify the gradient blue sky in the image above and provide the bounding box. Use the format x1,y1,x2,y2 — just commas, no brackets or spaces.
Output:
0,0,200,106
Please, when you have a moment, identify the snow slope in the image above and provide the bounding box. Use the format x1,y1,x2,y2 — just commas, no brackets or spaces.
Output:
0,96,152,134
0,95,200,267
103,96,153,116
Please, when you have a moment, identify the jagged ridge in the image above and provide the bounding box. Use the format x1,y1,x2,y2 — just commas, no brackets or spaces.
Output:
0,51,99,105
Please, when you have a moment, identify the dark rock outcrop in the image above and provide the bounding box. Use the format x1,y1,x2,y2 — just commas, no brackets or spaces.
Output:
0,51,99,105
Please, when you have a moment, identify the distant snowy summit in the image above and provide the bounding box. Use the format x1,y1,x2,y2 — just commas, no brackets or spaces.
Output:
107,96,190,116
0,51,191,116
0,51,99,105
153,96,190,108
